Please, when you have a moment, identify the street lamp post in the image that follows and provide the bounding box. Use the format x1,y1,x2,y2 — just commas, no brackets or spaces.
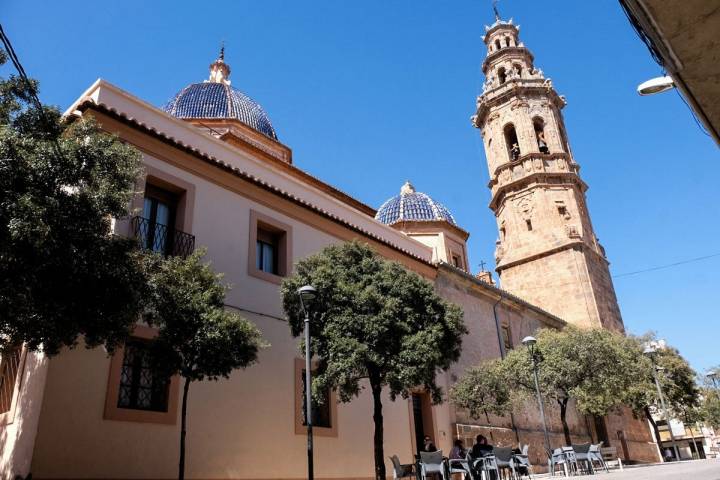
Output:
643,345,680,462
298,285,317,480
522,336,551,454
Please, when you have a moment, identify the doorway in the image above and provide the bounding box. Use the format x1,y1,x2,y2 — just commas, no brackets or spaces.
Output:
411,393,435,454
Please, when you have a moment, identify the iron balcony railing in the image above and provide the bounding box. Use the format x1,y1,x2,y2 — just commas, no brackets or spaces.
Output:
131,216,195,258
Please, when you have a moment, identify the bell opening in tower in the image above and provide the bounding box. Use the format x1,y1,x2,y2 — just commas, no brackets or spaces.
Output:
503,123,520,161
533,117,550,154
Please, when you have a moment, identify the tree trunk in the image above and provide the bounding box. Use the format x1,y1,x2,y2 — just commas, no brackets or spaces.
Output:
559,398,571,446
370,375,386,480
179,377,191,480
644,406,663,459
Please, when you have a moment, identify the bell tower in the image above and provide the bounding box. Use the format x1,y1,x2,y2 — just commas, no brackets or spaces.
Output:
472,18,624,331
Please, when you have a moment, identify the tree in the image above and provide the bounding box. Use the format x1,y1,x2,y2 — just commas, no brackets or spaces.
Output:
143,250,267,480
502,327,647,445
450,359,513,422
700,387,720,430
0,49,147,354
280,241,466,480
625,336,700,447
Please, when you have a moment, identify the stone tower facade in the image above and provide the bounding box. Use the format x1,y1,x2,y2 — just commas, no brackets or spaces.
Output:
472,18,624,331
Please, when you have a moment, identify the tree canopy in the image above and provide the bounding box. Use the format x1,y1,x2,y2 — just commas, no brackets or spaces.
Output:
624,335,700,445
280,240,466,480
0,49,146,354
144,250,266,480
450,358,513,421
498,327,647,445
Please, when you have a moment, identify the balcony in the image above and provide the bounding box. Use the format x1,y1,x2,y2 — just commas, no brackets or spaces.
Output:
131,216,195,258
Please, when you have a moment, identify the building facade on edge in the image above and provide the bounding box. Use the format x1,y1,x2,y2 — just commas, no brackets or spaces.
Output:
0,16,659,480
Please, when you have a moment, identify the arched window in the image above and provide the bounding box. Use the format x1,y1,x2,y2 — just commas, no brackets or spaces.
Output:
513,63,522,78
533,117,550,154
505,37,511,47
495,39,501,50
498,67,507,85
504,123,520,161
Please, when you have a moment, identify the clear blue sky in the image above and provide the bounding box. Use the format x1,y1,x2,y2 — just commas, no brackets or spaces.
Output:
4,1,719,373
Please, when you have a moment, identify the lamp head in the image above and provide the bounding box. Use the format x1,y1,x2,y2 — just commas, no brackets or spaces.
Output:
707,370,718,379
298,285,317,303
637,76,675,96
522,336,537,347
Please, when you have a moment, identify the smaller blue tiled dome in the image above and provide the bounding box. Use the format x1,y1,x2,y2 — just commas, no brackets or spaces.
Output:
375,181,457,226
163,49,277,140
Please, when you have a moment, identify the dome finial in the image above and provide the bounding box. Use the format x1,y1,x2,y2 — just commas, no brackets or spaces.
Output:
401,181,415,195
209,43,231,85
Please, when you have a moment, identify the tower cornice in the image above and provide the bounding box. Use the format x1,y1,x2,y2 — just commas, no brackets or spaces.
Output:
472,81,567,129
482,46,534,73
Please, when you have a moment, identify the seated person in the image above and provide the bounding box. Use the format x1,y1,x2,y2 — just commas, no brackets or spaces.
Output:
449,439,467,472
469,435,496,480
470,435,494,457
423,435,438,452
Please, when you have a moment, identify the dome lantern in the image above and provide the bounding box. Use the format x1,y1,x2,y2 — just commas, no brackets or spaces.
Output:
163,47,278,140
375,181,457,226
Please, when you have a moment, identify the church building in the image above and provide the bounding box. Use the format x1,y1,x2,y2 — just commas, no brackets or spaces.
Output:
0,15,659,480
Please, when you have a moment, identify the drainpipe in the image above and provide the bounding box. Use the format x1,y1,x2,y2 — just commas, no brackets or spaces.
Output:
493,294,520,444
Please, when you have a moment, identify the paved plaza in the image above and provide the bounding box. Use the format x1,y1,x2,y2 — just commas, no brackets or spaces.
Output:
561,460,720,480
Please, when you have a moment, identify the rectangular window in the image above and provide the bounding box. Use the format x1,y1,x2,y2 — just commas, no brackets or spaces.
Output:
256,228,280,275
300,369,332,429
501,324,513,351
0,346,22,414
249,210,292,284
141,184,179,255
117,340,170,412
526,219,533,231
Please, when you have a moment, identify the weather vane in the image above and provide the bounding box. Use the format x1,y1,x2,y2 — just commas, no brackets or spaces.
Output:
492,0,501,21
219,41,225,61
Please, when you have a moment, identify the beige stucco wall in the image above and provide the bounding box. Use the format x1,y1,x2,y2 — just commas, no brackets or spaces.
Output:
0,351,49,480
29,151,427,479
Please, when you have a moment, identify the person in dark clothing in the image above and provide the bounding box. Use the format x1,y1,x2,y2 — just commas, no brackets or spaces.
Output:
423,435,438,452
470,435,494,457
469,435,495,480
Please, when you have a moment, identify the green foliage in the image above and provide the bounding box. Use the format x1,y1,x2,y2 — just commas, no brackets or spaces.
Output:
143,249,266,381
281,240,466,403
699,367,720,429
142,249,266,480
504,327,647,415
0,49,147,354
450,359,514,420
280,240,466,480
701,388,720,429
625,334,701,419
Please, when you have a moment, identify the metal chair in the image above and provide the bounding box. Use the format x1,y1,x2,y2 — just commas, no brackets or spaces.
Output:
588,443,608,473
548,448,569,477
561,447,579,476
493,447,518,480
420,450,448,480
390,455,416,480
571,444,594,474
512,445,533,478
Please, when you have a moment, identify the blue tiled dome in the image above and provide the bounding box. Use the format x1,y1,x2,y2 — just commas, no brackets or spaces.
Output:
376,181,457,226
163,51,277,139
